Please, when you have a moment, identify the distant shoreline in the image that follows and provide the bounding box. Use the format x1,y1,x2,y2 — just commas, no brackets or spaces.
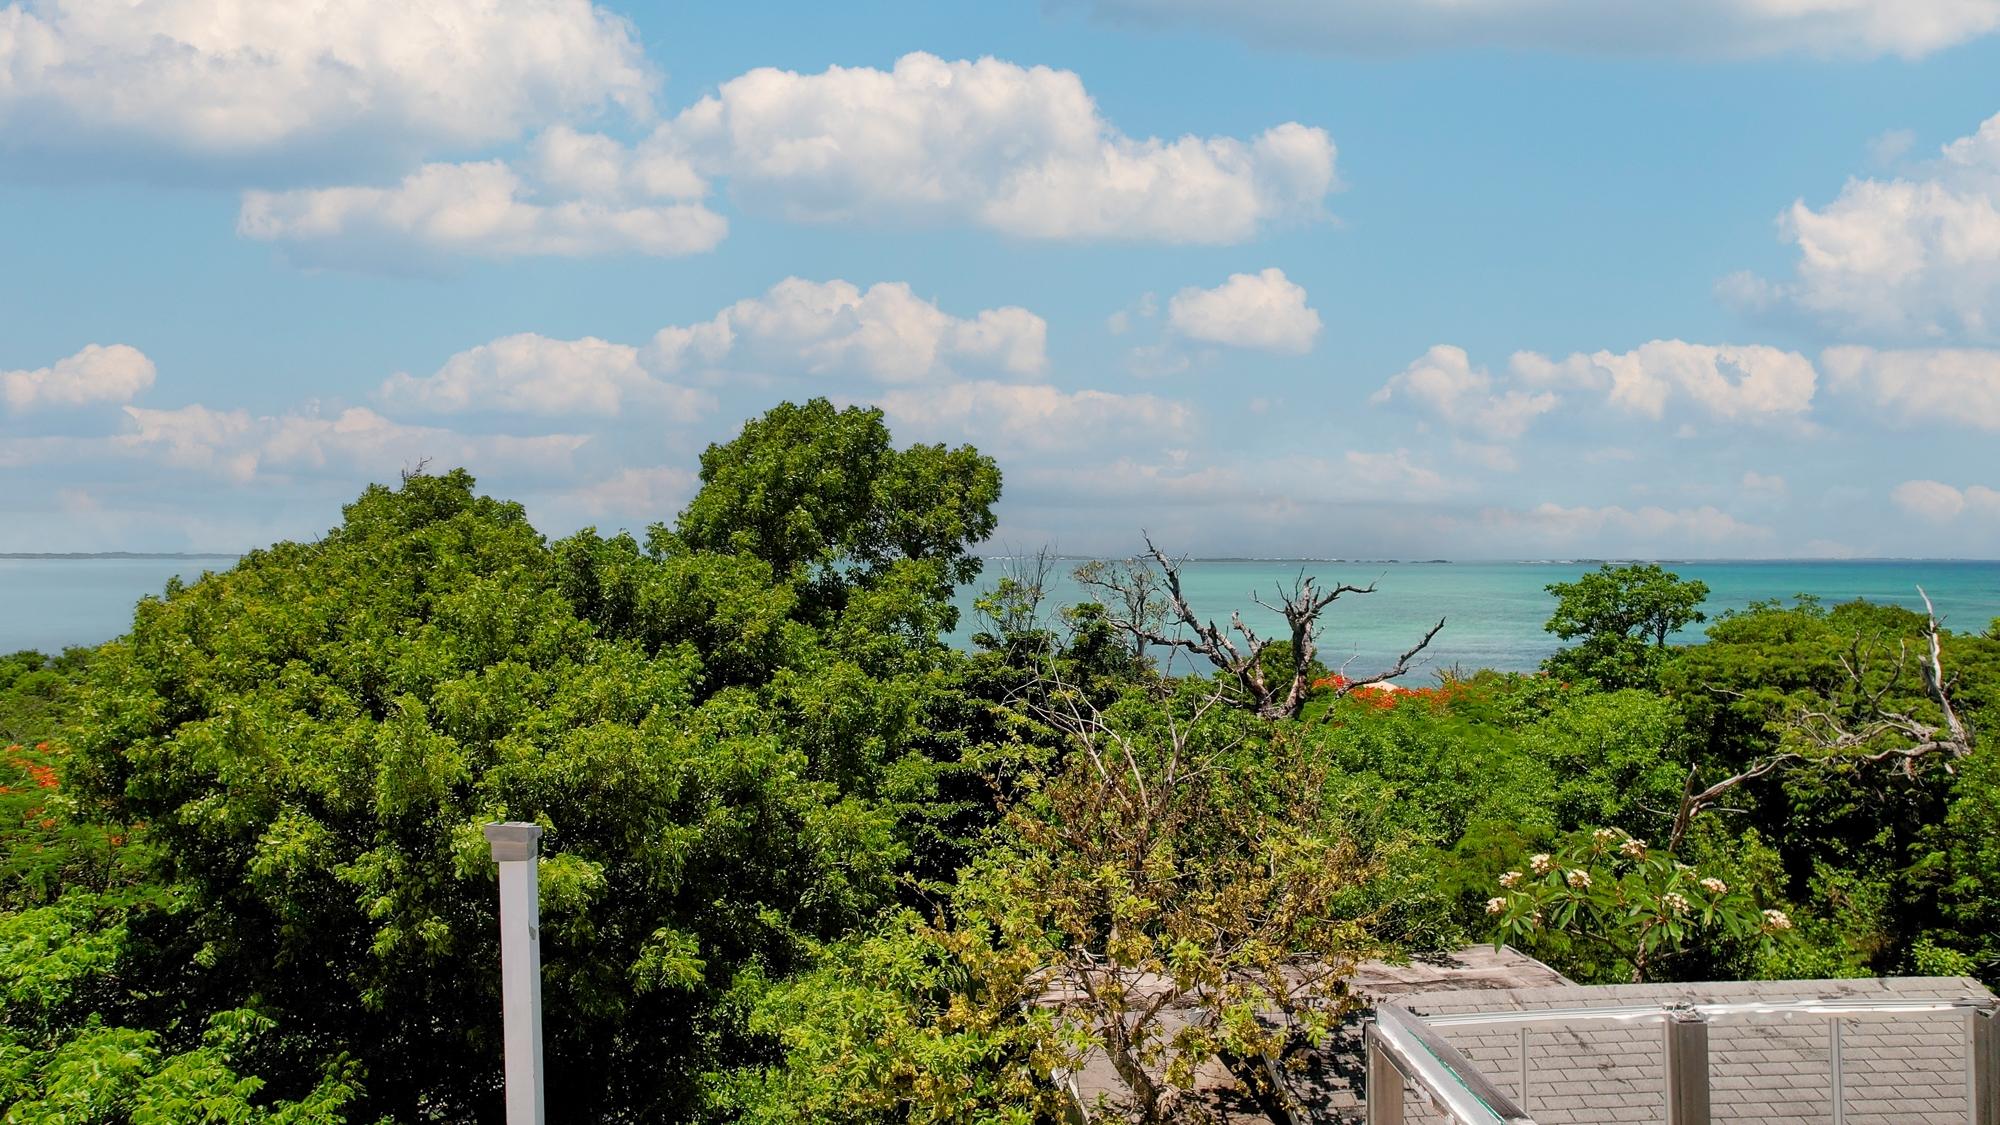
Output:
0,552,242,561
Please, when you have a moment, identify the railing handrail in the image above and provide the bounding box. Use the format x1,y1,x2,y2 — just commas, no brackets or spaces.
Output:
1416,995,1999,1029
1370,1003,1534,1124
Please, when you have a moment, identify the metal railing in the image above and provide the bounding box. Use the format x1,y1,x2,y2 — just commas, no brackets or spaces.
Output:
1366,1003,1533,1125
1365,996,2000,1125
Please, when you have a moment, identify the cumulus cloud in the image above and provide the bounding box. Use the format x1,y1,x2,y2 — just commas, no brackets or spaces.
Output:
1074,0,2000,58
3,343,154,411
1728,111,2000,339
1372,345,1558,441
879,381,1192,451
116,404,586,483
657,52,1335,243
238,156,726,270
1822,345,2000,430
1165,268,1321,354
647,277,1047,383
234,52,1335,266
1341,449,1459,499
372,279,1045,419
1891,479,2000,522
1513,340,1816,420
542,465,699,525
0,0,653,161
1741,470,1789,500
381,334,713,419
1479,502,1776,551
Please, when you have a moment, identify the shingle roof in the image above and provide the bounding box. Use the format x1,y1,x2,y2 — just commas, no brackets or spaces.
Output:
1390,975,1994,1124
1060,946,1566,1121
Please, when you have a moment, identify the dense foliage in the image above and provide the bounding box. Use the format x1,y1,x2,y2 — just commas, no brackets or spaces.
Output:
2,399,1995,1122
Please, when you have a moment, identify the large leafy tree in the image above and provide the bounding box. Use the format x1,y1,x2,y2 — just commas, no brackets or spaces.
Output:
1542,563,1709,689
51,400,1009,1123
673,398,1001,628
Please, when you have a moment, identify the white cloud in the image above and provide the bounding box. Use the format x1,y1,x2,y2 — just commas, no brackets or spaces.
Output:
1822,345,2000,430
1891,479,2000,522
1341,449,1459,500
370,278,1046,419
1165,268,1321,354
1479,502,1776,551
543,465,699,525
381,334,713,419
1074,0,2000,58
1731,111,2000,338
879,381,1192,451
238,157,726,270
1372,344,1558,440
658,52,1336,243
1512,340,1816,420
116,404,586,483
3,343,154,411
647,277,1047,383
1741,470,1789,500
0,0,653,160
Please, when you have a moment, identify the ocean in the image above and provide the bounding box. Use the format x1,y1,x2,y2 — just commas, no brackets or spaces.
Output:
944,558,2000,675
4,556,1997,674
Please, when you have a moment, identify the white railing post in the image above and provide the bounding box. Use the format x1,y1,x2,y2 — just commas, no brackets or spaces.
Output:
1365,1021,1405,1125
1972,1006,1998,1125
484,822,546,1125
1664,1006,1710,1125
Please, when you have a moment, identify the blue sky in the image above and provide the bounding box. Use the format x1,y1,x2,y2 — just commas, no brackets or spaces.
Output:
4,0,1999,559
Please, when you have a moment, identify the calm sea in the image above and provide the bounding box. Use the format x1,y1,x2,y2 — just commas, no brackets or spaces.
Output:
4,556,1997,674
946,558,2000,675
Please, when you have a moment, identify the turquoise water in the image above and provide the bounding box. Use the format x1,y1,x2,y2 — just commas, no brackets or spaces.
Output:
4,557,1997,674
950,559,2000,674
1,558,231,656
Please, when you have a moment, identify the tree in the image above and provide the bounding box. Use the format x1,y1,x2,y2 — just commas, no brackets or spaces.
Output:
1542,563,1709,689
1489,827,1790,983
57,405,1009,1123
1080,536,1443,721
967,682,1380,1122
672,398,1001,629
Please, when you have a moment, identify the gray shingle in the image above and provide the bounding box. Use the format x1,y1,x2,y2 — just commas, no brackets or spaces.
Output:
1395,976,1994,1124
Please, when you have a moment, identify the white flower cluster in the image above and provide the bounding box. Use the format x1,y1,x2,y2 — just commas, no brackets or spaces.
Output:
1499,871,1524,889
1763,909,1793,932
1661,892,1690,914
1620,838,1647,859
1486,896,1509,915
1565,869,1592,889
1700,877,1727,895
1529,853,1555,875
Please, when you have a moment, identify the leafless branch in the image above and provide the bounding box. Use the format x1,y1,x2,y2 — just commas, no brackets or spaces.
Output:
1079,533,1446,720
1666,586,1974,853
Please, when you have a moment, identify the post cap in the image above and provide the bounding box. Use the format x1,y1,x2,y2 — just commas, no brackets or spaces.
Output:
483,821,544,862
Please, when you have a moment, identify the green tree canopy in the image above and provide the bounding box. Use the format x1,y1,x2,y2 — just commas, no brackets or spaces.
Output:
1542,563,1710,689
671,399,1000,627
47,401,1010,1123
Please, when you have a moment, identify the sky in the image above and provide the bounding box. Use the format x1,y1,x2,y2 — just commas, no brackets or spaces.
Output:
3,1,2000,560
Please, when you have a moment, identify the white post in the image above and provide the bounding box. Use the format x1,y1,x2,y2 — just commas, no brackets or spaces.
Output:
484,822,546,1125
1664,1007,1710,1125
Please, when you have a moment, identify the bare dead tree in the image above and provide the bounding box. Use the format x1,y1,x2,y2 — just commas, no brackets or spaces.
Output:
973,546,1063,643
1073,556,1171,668
1665,588,1975,853
1078,533,1444,720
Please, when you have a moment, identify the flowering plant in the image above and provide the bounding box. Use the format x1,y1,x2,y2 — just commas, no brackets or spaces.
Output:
1489,827,1792,983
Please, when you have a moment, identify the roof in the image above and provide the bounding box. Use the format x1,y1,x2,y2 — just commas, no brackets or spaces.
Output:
1394,975,1995,1125
1060,945,1569,1121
